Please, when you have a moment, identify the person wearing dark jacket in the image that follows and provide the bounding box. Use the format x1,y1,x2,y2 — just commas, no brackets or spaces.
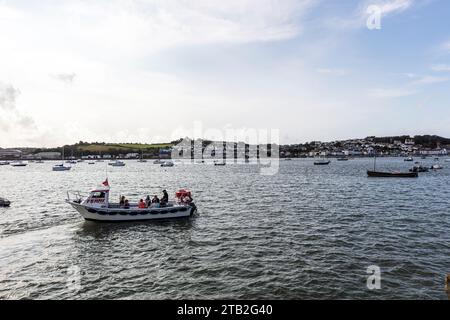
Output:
152,195,160,204
161,190,169,205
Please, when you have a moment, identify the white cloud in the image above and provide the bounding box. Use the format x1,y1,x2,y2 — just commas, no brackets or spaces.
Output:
0,0,321,147
0,3,23,20
369,88,416,98
431,64,450,72
51,73,77,84
411,75,449,86
442,41,450,54
377,0,413,15
0,84,20,110
316,68,349,76
370,72,449,99
0,82,37,142
48,0,318,55
325,0,416,31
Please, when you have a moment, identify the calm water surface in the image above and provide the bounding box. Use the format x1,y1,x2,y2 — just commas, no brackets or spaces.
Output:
0,158,449,299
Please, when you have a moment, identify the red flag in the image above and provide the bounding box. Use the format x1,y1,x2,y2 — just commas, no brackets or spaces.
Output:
102,178,109,187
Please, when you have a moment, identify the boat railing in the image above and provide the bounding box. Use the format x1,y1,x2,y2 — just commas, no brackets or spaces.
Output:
66,191,89,204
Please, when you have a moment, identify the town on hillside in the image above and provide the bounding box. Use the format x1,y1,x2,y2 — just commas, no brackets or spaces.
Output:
0,135,448,160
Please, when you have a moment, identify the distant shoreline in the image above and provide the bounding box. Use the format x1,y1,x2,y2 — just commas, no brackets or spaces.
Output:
0,135,449,160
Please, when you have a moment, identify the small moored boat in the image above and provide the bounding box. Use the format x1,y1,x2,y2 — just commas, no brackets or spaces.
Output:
367,170,418,178
368,154,418,178
10,161,27,167
109,160,126,167
53,163,71,171
161,160,174,167
410,165,429,173
404,157,414,162
66,180,197,222
314,160,331,165
0,197,11,207
137,150,147,162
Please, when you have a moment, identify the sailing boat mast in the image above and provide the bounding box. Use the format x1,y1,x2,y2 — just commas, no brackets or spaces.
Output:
373,151,377,171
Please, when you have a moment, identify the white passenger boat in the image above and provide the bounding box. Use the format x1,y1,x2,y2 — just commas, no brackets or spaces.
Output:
0,161,10,165
66,180,197,222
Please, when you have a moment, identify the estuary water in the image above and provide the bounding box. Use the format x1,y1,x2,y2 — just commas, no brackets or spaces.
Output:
0,158,449,299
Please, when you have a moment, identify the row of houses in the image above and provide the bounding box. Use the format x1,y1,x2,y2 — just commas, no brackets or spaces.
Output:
280,137,449,158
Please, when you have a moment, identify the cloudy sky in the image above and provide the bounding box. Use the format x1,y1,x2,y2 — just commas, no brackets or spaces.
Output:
0,0,449,147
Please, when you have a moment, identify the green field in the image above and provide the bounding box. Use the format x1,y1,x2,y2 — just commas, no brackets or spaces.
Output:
78,143,172,153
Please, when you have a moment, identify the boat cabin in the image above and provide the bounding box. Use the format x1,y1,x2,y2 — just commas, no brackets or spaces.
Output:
83,188,110,208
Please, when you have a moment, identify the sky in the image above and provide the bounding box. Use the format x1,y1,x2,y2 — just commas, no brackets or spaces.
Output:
0,0,449,147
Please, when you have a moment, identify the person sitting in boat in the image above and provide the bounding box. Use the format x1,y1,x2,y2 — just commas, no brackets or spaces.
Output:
138,199,147,209
123,199,130,209
152,195,160,204
160,190,169,206
119,196,126,207
183,194,193,204
145,195,151,207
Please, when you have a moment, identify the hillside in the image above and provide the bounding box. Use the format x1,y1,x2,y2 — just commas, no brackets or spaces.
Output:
33,142,173,157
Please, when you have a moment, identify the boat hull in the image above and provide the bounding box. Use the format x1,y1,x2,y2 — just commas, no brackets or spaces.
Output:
367,170,418,178
314,161,330,165
53,167,71,171
68,202,197,222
